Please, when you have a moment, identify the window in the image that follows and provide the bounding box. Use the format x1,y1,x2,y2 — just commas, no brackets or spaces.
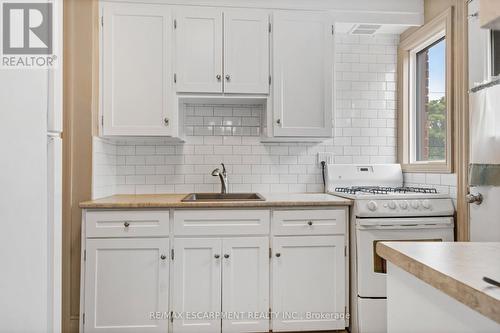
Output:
398,8,453,173
415,37,446,162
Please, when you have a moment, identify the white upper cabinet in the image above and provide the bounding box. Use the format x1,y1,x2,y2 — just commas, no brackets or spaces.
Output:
174,7,223,93
272,11,334,137
223,10,270,94
174,7,269,94
83,238,169,333
101,2,174,136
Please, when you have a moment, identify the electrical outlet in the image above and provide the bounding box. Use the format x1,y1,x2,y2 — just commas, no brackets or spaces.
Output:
317,152,334,164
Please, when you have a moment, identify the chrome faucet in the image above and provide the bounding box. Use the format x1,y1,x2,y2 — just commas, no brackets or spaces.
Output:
211,163,228,194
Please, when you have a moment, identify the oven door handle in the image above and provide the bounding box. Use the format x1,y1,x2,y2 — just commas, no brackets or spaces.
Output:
357,223,453,230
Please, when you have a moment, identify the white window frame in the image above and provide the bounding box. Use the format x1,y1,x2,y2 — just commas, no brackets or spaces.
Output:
398,8,453,173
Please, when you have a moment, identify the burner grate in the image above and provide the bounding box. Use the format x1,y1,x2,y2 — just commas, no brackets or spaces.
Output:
334,186,438,195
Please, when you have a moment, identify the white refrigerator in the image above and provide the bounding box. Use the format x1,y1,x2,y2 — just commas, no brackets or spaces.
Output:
0,3,63,333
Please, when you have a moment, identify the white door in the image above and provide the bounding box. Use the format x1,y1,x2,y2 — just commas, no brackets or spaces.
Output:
173,238,222,333
468,0,500,241
272,236,345,331
224,9,269,94
272,11,333,137
175,7,223,93
222,237,269,332
83,238,169,333
101,2,173,136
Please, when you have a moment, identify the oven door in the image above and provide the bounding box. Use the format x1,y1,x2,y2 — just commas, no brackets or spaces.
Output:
356,217,454,298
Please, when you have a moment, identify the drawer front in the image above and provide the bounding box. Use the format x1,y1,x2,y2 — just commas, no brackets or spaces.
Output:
85,210,169,238
173,210,270,236
273,209,346,235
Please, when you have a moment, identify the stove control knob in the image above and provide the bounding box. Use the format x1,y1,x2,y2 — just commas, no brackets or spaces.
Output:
388,200,397,210
411,200,420,209
367,201,378,211
422,200,431,209
399,201,409,209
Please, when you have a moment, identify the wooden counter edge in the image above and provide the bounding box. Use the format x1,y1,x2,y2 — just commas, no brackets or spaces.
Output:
376,242,500,325
79,199,353,209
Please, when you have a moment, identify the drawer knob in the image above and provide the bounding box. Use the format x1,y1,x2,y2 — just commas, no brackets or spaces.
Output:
214,254,220,259
123,221,130,227
275,253,281,258
307,221,313,226
224,254,230,259
160,254,167,260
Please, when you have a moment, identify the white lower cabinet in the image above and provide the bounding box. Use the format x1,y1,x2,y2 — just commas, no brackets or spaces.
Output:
172,238,222,333
172,237,269,333
271,236,346,331
83,238,170,333
222,237,269,332
81,208,347,333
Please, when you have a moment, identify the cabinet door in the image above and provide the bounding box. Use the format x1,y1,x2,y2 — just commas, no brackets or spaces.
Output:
175,7,223,93
272,11,333,137
222,237,269,332
272,236,345,331
83,238,169,333
224,10,269,94
172,238,222,333
101,2,173,136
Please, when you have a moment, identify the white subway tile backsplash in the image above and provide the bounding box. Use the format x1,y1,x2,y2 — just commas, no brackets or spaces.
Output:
92,34,399,198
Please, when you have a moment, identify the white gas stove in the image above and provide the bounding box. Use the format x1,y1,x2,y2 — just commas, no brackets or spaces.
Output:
325,164,455,333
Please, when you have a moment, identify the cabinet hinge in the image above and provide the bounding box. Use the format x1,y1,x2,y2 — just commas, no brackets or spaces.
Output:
84,250,86,261
100,16,103,27
269,248,271,258
174,73,177,83
268,75,271,85
170,311,173,323
344,245,347,257
174,19,177,29
268,22,271,33
332,25,334,35
101,115,104,127
171,248,174,260
82,313,85,324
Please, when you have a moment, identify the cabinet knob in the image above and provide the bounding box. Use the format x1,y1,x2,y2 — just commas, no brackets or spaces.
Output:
307,221,313,226
214,254,220,259
276,118,281,125
216,74,221,81
225,74,231,81
160,254,167,260
224,254,230,259
164,117,169,126
123,221,130,227
275,253,281,257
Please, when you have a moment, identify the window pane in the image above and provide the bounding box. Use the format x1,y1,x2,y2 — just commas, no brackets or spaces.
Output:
415,37,446,161
492,30,500,77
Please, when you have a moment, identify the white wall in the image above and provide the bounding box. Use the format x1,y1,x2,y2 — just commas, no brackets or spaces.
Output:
93,33,399,197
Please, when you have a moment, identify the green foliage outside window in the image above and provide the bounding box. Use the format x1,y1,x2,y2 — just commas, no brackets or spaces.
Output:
426,97,446,160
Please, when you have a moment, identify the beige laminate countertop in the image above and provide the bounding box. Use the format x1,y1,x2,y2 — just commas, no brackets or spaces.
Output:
80,193,352,209
377,242,500,324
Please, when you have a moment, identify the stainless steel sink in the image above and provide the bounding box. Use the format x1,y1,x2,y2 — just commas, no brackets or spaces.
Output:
181,193,266,202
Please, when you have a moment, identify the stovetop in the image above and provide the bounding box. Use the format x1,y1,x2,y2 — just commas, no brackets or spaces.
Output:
334,186,438,195
329,186,450,201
